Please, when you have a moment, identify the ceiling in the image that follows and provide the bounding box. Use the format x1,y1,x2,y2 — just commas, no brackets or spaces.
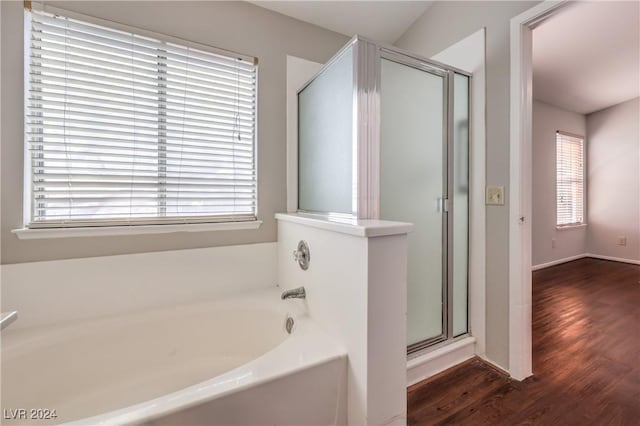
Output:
533,1,640,115
249,1,433,44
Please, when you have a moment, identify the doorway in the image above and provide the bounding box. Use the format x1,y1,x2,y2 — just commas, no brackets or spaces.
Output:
510,0,640,380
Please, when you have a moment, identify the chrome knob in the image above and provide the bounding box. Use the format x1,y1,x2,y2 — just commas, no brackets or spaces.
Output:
292,240,310,270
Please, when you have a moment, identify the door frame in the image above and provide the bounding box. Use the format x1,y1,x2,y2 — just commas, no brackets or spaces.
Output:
508,0,569,380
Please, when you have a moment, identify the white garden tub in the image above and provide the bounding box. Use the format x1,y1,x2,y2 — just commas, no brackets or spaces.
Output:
0,288,347,425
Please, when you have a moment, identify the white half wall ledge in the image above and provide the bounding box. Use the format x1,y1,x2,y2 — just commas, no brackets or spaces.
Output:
276,216,409,425
275,212,414,237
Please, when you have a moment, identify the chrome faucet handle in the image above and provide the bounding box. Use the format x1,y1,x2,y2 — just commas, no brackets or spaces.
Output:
292,240,310,270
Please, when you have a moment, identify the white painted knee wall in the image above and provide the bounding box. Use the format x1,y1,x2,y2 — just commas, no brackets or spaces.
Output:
276,213,411,426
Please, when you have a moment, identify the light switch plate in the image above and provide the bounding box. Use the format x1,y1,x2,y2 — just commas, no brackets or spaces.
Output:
486,185,505,205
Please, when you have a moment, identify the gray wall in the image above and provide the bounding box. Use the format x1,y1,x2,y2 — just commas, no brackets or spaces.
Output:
587,97,640,261
532,101,587,266
0,1,348,264
395,1,539,370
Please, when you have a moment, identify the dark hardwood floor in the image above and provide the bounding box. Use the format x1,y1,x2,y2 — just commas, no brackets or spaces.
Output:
407,258,640,425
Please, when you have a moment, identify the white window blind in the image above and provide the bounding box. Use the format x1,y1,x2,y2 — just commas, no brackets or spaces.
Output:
556,131,584,226
26,8,258,228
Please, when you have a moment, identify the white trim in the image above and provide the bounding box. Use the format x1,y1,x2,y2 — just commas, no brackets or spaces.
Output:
585,253,640,266
0,0,2,264
406,336,476,387
476,354,510,377
275,213,413,238
532,253,587,271
556,223,587,230
12,220,262,239
432,27,487,360
509,0,567,381
354,39,381,219
468,45,487,357
532,253,640,271
286,56,322,214
23,9,32,227
555,131,587,228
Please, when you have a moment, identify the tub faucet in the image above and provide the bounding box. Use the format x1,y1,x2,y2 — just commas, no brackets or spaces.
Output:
281,287,306,300
0,311,18,331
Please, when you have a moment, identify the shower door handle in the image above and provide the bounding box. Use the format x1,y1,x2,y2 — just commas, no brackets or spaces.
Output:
437,198,450,213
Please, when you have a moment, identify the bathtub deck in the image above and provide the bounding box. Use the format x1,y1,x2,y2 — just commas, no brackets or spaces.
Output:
1,288,347,426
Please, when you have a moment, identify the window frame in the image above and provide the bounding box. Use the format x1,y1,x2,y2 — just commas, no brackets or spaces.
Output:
555,130,586,229
21,3,260,233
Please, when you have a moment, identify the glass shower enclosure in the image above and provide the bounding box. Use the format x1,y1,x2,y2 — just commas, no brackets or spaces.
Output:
297,36,470,353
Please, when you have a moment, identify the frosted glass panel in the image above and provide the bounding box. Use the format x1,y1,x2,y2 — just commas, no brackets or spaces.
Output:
453,74,470,337
298,47,354,214
379,59,445,346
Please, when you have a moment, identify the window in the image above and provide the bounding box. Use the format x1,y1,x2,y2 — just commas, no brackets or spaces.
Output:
556,131,584,226
25,8,257,228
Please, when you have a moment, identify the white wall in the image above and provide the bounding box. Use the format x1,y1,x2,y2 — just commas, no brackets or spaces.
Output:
532,101,587,267
1,243,277,329
0,1,348,265
277,215,409,426
587,97,640,262
395,0,538,371
431,28,487,359
531,97,640,266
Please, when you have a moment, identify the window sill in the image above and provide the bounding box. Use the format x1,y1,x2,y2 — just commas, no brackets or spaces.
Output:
12,221,262,240
556,223,587,231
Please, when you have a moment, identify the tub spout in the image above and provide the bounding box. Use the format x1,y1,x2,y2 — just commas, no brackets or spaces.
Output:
281,287,306,300
1,311,18,331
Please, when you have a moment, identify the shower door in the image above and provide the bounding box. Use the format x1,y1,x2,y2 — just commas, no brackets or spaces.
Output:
379,53,469,352
295,37,470,354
